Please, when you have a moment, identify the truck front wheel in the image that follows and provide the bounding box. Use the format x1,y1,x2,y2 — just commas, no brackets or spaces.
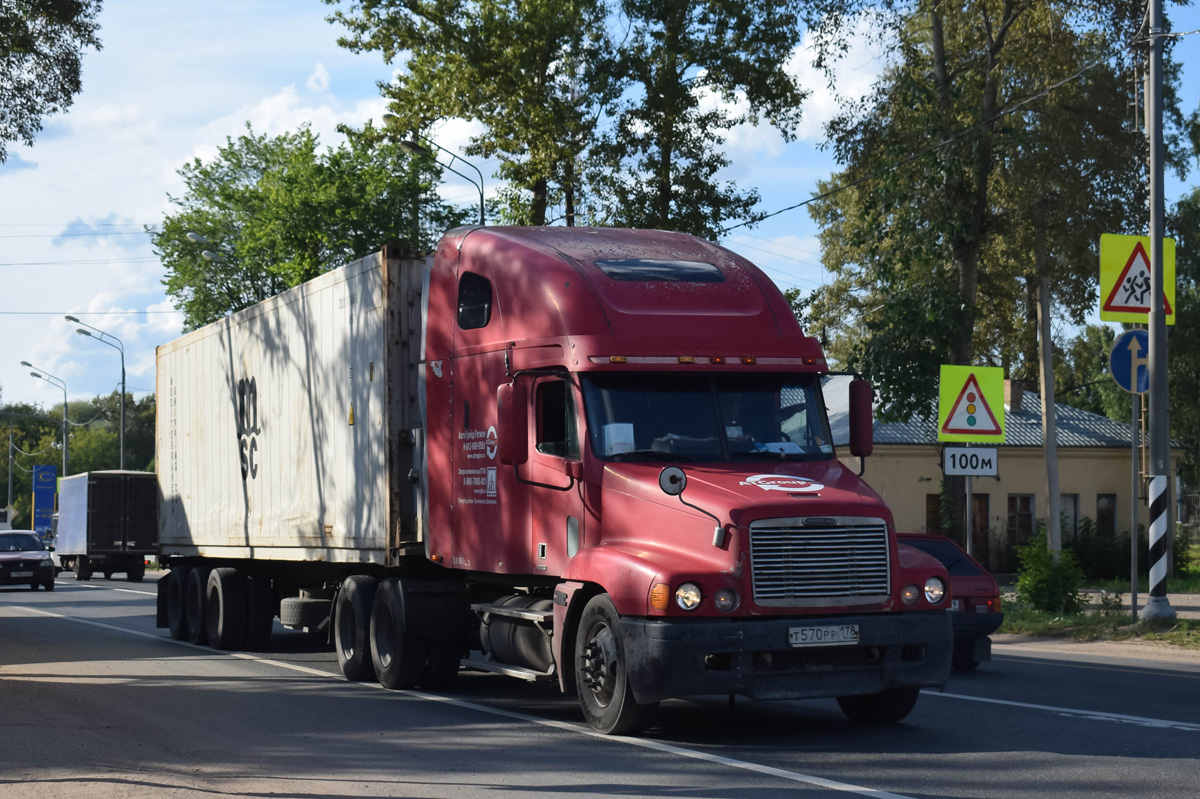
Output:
335,575,378,682
836,688,920,724
574,594,653,735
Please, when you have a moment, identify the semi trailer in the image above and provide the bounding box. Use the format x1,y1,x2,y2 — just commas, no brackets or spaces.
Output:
155,226,953,734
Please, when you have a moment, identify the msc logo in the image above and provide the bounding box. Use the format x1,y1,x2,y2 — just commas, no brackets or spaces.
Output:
237,377,261,480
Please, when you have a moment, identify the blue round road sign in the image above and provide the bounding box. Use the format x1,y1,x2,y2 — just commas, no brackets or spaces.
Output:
1110,329,1149,394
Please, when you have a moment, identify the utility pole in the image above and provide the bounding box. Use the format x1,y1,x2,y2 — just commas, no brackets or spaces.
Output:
1141,0,1175,620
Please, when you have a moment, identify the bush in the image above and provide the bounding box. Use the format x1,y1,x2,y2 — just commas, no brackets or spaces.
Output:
1015,532,1086,614
1066,517,1148,581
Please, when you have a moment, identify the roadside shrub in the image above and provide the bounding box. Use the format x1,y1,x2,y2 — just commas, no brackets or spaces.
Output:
1066,518,1148,581
1015,532,1086,614
1095,590,1125,616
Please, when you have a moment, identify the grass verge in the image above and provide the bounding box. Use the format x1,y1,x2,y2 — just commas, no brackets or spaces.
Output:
999,609,1200,649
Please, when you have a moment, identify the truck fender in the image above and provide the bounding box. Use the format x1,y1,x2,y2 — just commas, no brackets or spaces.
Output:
552,580,591,695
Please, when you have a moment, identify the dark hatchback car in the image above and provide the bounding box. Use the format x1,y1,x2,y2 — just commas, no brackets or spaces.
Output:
0,530,56,591
898,533,1003,670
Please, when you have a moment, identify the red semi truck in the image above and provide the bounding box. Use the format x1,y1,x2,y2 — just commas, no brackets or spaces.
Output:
155,226,952,734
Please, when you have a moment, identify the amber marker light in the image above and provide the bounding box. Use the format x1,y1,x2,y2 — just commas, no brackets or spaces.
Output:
650,584,670,610
741,356,757,364
431,553,444,563
678,356,696,364
709,356,725,364
610,355,628,363
802,357,818,365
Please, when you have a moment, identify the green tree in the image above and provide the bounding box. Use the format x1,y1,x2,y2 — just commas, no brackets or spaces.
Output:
806,1,1181,419
588,0,807,238
1169,183,1200,488
151,123,467,331
327,0,607,226
0,0,102,162
1054,325,1128,421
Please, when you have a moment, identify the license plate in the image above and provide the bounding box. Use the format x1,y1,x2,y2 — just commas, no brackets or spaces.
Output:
11,571,33,578
789,624,859,648
950,599,961,611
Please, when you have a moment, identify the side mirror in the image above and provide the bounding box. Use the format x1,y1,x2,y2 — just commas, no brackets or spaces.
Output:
848,377,874,458
659,466,687,496
496,381,528,465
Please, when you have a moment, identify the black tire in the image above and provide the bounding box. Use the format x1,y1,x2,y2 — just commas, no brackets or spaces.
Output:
574,594,653,735
127,564,146,583
243,575,275,651
185,567,211,645
206,568,247,650
43,579,55,592
167,567,191,641
30,583,38,591
952,638,981,671
104,571,112,580
334,575,378,682
75,556,92,581
837,688,921,724
370,578,427,690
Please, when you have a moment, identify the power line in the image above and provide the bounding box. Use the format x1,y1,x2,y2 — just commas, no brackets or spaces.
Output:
0,232,152,239
0,310,179,316
0,258,159,267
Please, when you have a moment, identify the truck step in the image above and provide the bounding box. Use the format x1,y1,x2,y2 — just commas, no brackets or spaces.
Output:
470,602,553,623
460,655,555,682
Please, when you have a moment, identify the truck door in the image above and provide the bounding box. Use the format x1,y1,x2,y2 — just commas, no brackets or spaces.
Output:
524,375,585,576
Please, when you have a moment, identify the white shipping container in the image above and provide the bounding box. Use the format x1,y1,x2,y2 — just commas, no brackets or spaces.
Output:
156,247,428,565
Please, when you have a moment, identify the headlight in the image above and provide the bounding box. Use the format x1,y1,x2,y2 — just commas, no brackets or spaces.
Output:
901,583,921,605
675,582,702,611
41,553,53,563
924,576,946,604
713,588,739,613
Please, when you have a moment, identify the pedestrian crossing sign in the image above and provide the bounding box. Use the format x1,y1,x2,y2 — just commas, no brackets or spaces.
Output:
1099,234,1175,325
938,365,1005,443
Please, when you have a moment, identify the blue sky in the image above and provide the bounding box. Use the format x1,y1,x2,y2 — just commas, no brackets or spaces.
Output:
1,1,1198,409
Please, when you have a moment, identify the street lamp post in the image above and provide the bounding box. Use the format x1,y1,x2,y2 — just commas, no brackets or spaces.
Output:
65,316,126,470
21,361,68,477
382,115,486,226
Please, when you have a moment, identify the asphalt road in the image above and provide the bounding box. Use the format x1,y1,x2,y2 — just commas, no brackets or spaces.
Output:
2,576,1198,799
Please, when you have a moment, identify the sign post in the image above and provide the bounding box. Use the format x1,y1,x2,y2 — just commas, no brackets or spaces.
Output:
1110,329,1149,618
939,366,1006,557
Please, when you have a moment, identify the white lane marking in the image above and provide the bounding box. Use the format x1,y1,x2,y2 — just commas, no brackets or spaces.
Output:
60,583,156,596
12,604,914,799
925,690,1200,731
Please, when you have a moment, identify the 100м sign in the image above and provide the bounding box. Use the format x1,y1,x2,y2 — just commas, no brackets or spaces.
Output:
943,446,998,477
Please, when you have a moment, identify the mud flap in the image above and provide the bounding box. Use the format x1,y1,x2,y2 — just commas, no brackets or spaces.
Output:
156,573,170,628
973,635,992,663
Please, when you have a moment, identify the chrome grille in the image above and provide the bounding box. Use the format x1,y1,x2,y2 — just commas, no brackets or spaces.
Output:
749,516,890,607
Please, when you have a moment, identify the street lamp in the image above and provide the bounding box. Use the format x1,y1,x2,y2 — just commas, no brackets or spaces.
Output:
65,316,126,470
383,114,486,226
21,361,68,477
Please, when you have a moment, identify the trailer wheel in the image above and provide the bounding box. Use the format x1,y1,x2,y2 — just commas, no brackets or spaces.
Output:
836,688,920,724
185,567,211,645
370,578,427,690
242,575,275,651
127,564,146,583
334,575,378,681
75,556,92,581
167,568,191,640
206,568,247,650
574,594,653,735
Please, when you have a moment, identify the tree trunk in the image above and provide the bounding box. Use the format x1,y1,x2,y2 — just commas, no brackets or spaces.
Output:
530,177,548,226
1036,253,1061,558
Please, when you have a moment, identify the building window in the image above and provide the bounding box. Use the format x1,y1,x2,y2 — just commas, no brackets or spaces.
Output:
457,271,492,330
536,380,580,460
1060,494,1079,541
925,494,941,534
1097,494,1116,537
1008,494,1034,547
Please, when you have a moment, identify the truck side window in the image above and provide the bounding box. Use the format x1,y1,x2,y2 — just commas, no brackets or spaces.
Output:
458,272,492,330
536,380,580,459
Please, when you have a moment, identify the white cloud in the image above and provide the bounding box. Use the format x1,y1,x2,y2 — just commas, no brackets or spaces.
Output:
307,63,331,93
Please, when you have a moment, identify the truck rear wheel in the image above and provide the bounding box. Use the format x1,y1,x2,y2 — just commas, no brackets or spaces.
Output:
574,594,653,735
370,578,427,690
185,567,211,645
335,575,378,681
127,564,146,583
206,568,247,650
836,688,920,724
75,556,92,581
167,568,191,640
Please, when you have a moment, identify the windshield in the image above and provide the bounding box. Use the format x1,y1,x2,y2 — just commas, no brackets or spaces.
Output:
0,533,45,552
580,373,834,463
